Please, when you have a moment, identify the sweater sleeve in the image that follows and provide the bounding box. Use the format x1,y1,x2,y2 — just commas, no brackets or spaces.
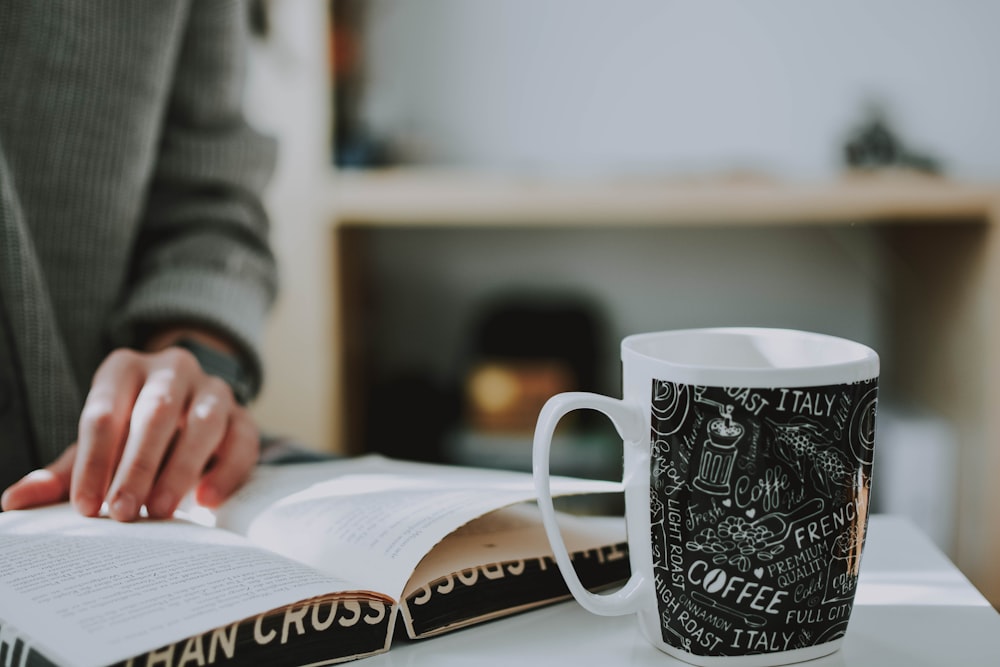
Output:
109,0,279,400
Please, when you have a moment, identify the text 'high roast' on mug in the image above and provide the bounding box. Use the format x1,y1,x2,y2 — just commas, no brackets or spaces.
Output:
533,328,878,667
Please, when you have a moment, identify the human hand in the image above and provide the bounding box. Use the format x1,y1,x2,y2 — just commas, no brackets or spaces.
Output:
0,342,259,521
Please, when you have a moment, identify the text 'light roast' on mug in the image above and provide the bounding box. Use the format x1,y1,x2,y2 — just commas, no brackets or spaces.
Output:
533,328,878,666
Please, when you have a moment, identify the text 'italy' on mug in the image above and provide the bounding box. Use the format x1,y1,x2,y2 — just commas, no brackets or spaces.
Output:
533,328,878,667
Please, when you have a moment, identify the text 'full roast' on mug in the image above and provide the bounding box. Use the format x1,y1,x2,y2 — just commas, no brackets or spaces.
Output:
533,328,878,667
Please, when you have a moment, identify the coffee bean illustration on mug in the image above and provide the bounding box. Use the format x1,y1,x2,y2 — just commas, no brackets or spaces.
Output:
650,379,877,656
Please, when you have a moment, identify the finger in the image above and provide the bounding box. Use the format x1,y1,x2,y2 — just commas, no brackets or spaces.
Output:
107,352,196,521
195,410,259,508
1,444,77,511
73,350,144,516
146,378,233,519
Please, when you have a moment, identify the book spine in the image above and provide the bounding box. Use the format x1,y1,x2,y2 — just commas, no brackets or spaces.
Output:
404,542,630,638
109,598,394,667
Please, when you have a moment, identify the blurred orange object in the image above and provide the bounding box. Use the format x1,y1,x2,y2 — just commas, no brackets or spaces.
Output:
466,361,575,434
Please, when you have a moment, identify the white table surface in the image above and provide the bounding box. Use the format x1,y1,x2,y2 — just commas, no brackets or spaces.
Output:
366,515,1000,666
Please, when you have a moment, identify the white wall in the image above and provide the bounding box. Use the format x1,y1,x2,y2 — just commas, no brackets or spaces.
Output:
361,0,1000,180
245,1,336,450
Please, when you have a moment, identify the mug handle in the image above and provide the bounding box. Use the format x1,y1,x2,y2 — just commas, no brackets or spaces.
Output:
533,391,646,616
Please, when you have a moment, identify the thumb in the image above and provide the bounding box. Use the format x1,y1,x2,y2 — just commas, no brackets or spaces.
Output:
1,443,77,511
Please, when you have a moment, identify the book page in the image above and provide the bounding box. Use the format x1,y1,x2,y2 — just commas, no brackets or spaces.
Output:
0,505,360,667
211,456,622,599
401,504,627,597
398,505,630,639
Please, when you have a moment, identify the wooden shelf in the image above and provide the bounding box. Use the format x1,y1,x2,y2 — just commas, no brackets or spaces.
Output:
324,168,1000,227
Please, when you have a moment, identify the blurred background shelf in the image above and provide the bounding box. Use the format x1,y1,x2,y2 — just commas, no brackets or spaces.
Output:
322,168,1000,607
324,168,1000,227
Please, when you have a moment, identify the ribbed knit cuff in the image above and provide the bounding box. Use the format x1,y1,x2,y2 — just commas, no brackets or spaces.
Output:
108,268,273,399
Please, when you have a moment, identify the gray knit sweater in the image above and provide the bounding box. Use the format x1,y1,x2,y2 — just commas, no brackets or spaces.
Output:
0,1,278,488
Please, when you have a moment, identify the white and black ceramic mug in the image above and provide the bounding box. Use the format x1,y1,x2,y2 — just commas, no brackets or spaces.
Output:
533,328,878,666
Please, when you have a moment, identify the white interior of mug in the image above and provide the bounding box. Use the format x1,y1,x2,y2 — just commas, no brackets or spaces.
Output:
623,327,879,387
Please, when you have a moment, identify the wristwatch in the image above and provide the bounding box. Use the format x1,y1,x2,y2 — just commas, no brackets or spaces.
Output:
174,338,253,406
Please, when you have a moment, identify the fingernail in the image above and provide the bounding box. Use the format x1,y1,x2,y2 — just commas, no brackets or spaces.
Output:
148,493,176,519
111,492,138,522
74,493,102,517
197,484,221,508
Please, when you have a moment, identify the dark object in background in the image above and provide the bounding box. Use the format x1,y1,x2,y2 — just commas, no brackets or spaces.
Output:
363,293,607,463
463,293,607,434
472,294,605,390
843,103,941,174
330,0,393,168
247,0,269,37
365,372,461,463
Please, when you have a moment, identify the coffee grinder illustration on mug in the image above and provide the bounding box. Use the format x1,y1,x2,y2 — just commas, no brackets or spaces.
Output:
691,390,743,496
649,379,877,657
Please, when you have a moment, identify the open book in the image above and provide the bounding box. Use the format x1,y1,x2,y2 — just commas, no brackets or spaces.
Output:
0,455,627,667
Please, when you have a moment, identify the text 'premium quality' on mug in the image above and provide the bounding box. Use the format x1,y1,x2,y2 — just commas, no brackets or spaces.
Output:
533,328,878,666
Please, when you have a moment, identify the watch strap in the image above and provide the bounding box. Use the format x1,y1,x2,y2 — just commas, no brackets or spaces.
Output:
174,338,253,405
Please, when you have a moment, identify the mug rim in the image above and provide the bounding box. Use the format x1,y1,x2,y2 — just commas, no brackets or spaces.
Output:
622,327,879,388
